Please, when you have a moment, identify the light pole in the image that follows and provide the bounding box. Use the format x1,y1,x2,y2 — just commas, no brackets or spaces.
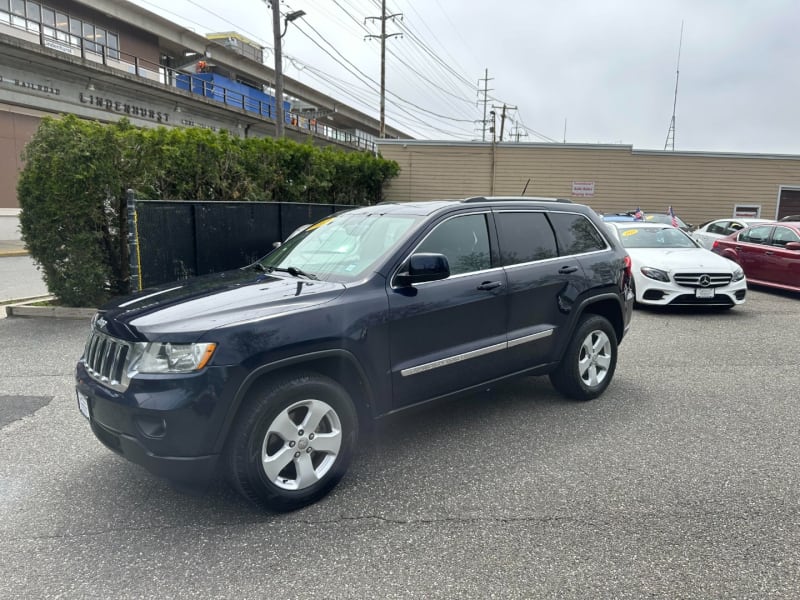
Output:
270,4,305,137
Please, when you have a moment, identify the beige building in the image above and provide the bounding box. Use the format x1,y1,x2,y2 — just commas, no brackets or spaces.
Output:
376,141,800,226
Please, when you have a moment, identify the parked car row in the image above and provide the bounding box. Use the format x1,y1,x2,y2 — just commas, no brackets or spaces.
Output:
602,211,800,305
605,222,746,307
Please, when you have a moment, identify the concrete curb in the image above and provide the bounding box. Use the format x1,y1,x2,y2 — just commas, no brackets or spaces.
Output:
4,297,96,319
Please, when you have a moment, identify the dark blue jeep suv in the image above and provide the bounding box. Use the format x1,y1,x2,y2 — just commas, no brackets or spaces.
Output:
76,197,633,511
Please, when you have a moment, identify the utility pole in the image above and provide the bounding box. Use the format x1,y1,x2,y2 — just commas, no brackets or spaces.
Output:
268,2,305,138
510,123,528,143
477,69,493,141
492,103,517,142
271,1,284,137
366,0,402,138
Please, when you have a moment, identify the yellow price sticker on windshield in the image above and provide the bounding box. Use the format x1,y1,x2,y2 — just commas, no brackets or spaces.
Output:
306,217,334,231
622,229,639,236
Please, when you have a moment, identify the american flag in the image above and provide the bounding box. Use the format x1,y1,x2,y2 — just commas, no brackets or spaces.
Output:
633,207,644,220
668,205,678,227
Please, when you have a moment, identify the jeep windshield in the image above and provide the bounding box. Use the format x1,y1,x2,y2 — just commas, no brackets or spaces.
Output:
256,211,422,282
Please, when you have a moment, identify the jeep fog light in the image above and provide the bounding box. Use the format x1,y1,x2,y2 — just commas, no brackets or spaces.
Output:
131,342,217,374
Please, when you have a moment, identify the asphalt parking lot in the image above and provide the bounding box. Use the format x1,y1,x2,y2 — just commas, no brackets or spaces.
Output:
1,288,799,598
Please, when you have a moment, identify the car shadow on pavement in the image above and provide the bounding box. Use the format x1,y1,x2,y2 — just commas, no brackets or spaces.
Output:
65,375,641,519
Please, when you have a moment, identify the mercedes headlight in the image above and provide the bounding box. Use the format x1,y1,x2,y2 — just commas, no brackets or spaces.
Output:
640,266,670,282
732,267,745,282
130,342,217,374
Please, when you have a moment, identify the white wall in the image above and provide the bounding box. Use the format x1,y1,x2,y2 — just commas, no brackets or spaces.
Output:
0,209,21,240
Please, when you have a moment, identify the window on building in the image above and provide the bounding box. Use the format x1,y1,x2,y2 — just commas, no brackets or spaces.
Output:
54,9,66,30
0,0,9,13
107,31,119,58
10,0,25,27
40,4,52,25
94,26,106,47
82,21,97,52
52,10,68,41
25,0,39,33
25,0,39,20
69,15,80,36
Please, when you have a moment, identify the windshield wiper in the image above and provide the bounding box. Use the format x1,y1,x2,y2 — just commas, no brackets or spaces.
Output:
267,266,319,280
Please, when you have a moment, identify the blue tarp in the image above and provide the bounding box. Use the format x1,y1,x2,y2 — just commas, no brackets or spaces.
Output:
176,73,292,121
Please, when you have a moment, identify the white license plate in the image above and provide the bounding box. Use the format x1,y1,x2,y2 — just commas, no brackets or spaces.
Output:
77,390,90,420
696,288,715,298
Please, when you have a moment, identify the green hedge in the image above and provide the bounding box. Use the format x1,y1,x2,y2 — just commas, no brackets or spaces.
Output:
18,115,400,306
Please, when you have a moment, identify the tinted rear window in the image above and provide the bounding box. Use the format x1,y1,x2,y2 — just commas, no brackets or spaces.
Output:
495,212,557,265
548,212,607,256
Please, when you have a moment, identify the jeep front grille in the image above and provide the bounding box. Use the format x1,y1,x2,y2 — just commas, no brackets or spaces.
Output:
83,330,133,390
674,273,732,288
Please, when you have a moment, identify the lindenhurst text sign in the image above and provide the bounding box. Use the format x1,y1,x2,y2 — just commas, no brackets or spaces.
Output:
79,92,170,123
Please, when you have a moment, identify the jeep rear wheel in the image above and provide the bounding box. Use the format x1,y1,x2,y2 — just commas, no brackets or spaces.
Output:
227,372,358,512
549,314,617,401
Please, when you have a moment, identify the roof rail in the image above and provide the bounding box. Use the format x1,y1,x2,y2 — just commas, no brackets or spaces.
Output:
461,196,572,204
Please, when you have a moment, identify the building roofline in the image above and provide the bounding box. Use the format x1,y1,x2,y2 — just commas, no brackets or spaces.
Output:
377,139,800,159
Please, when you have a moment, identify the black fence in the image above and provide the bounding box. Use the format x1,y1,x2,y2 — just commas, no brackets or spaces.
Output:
129,198,353,289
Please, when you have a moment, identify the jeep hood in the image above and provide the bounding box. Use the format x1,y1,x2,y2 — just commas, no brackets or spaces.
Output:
97,268,346,339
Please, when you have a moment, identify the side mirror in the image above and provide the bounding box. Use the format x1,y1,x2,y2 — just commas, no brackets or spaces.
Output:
785,242,800,251
395,253,450,287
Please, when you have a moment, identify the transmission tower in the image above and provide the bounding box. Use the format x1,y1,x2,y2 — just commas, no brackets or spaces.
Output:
476,69,493,141
664,21,684,151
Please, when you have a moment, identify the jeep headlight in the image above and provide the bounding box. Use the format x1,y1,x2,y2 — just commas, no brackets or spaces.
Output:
640,266,670,282
732,267,745,282
130,342,217,374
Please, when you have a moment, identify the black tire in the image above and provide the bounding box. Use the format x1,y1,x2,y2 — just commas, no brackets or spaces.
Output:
549,314,618,401
226,372,358,512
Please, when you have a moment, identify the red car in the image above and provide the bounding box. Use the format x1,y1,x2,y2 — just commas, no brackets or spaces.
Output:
711,222,800,292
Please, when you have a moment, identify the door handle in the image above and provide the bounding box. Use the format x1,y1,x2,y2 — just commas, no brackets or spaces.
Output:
477,281,502,291
558,266,579,274
765,251,774,255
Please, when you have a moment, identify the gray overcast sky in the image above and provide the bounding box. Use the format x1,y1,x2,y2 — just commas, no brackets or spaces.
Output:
128,0,800,154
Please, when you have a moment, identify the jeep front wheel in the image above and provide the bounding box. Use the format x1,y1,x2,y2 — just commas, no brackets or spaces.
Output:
549,314,617,401
227,372,358,512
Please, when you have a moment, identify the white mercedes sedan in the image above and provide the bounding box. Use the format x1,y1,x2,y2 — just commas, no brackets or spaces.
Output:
607,222,747,308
